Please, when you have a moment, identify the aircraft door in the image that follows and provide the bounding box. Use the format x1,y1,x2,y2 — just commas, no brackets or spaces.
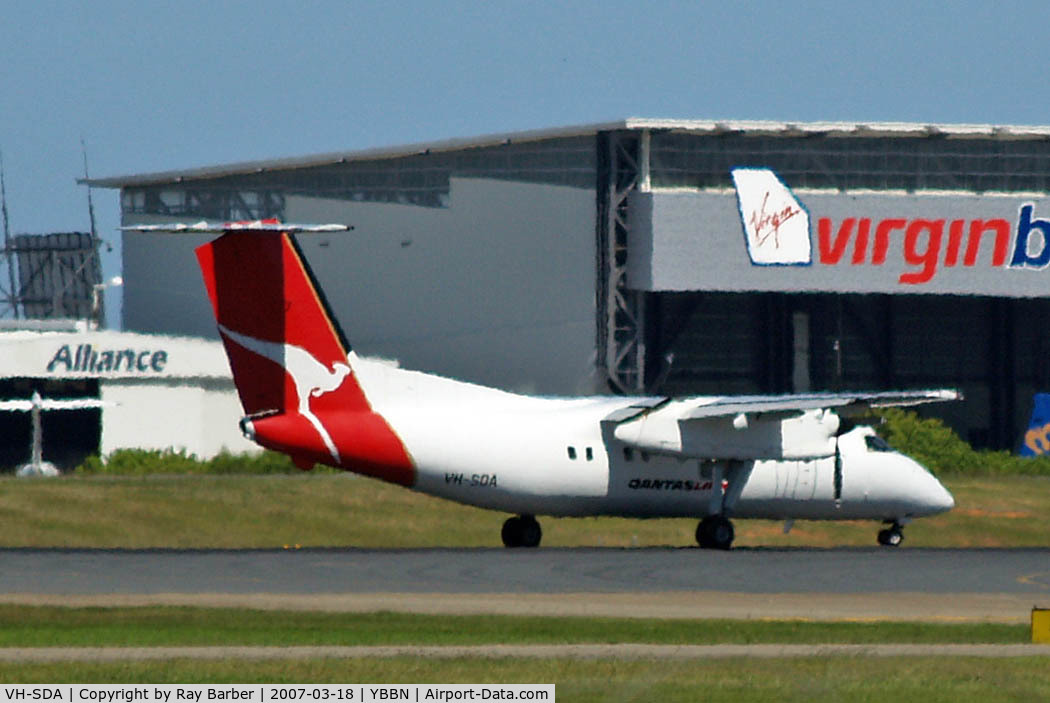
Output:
796,460,817,500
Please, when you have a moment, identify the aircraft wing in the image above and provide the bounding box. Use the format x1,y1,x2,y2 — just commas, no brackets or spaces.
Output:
681,389,961,420
609,389,960,461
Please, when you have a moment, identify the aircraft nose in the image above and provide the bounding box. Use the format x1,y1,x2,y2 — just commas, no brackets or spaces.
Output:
920,471,955,514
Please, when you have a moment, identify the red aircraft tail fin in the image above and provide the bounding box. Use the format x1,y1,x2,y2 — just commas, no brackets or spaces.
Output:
194,224,414,485
195,227,363,416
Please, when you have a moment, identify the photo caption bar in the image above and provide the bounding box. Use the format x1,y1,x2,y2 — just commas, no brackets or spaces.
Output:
0,685,554,703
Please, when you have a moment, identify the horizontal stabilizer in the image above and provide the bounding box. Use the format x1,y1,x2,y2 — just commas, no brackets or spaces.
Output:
121,220,350,234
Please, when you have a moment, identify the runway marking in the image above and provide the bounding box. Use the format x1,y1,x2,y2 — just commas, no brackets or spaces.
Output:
2,644,1050,662
1017,572,1050,589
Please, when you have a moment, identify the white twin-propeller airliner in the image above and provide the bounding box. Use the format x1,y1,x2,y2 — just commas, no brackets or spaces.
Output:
134,220,958,549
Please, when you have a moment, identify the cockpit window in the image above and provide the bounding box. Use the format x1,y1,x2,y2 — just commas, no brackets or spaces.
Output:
865,435,895,452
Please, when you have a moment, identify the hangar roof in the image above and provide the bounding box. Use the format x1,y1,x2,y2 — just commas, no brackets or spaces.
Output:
82,118,1050,189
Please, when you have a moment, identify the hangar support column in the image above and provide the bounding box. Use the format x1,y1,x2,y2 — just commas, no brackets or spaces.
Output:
596,130,650,394
988,298,1017,450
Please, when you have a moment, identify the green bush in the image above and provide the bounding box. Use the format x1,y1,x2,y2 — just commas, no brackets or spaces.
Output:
74,449,337,475
876,408,1050,477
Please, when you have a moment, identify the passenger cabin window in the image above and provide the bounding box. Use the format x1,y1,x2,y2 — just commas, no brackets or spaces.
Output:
585,447,593,461
567,447,577,460
623,447,634,461
865,435,894,452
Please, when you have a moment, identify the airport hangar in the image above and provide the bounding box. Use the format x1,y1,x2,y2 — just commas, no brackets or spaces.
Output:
0,320,256,468
88,118,1050,451
0,233,255,470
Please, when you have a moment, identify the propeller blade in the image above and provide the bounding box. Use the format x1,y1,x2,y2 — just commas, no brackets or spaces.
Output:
833,434,843,503
834,416,860,437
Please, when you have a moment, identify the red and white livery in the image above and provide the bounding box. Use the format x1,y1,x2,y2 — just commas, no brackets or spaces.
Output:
174,221,958,549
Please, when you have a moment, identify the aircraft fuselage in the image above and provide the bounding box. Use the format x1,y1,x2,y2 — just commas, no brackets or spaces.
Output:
261,355,957,525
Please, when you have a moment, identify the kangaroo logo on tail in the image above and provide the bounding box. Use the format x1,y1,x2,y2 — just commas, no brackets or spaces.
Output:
219,324,351,464
194,225,415,486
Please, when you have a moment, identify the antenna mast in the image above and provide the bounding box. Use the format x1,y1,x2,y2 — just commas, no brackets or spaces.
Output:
81,138,97,239
81,139,107,327
0,150,17,318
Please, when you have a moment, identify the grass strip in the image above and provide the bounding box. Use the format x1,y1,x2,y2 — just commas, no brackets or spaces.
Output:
0,656,1049,700
0,606,1027,647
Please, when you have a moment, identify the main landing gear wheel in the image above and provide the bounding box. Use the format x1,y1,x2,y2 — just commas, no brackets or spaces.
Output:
696,516,735,550
501,515,542,548
877,523,904,547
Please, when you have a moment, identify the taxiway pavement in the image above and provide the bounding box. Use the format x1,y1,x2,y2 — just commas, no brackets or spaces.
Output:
2,547,1048,622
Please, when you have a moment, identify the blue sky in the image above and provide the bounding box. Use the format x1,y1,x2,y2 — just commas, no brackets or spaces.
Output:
2,0,1049,326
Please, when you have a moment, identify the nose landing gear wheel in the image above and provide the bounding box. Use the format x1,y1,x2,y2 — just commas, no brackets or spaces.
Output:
501,515,542,548
877,523,904,547
696,516,735,550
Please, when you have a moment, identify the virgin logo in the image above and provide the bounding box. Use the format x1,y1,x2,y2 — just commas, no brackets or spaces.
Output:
749,191,803,249
732,168,811,265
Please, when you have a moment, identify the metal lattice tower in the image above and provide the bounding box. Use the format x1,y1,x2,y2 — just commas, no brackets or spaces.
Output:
0,151,18,319
596,130,650,394
0,149,104,321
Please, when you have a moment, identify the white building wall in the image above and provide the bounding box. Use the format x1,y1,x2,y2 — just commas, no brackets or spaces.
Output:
200,381,258,456
1,328,255,462
123,178,599,395
100,378,256,457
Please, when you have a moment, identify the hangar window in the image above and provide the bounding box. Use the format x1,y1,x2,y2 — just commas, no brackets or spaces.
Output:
121,137,596,217
567,446,577,460
649,133,1050,193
